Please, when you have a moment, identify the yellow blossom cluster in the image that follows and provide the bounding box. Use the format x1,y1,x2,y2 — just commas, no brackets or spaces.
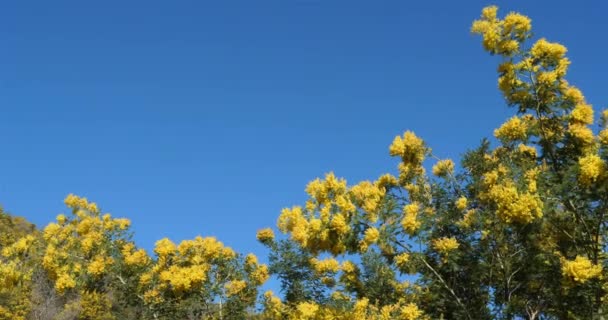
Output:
400,303,424,320
311,257,340,274
484,179,543,224
432,237,460,254
457,209,476,229
494,116,528,143
147,236,237,295
122,243,150,267
262,290,284,318
360,227,380,251
455,197,467,211
401,202,421,235
225,280,247,296
394,252,410,271
561,256,602,284
350,181,386,222
256,227,275,244
578,154,605,186
390,131,428,182
276,171,392,255
87,255,114,277
41,194,135,294
517,144,537,158
471,6,531,55
432,159,454,177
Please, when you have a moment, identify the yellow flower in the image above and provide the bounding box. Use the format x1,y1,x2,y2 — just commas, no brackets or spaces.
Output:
55,273,76,294
432,159,454,177
154,238,177,258
330,213,349,235
256,228,275,244
568,123,595,145
579,154,605,186
224,280,247,296
457,209,476,229
56,214,67,224
389,131,427,165
311,258,340,274
432,237,459,254
295,302,319,319
562,256,602,283
531,38,567,61
487,181,543,224
394,253,410,270
362,227,380,245
517,144,537,158
494,116,527,142
563,85,585,104
571,102,594,125
245,253,258,266
87,255,112,276
124,248,150,267
599,129,608,145
455,197,467,211
400,303,423,320
401,202,421,235
375,173,398,189
114,218,131,230
251,264,269,285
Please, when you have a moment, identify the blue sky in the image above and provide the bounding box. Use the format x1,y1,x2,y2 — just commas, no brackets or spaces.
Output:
1,0,607,272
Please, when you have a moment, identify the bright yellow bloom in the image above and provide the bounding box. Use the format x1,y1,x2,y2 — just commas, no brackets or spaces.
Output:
154,238,177,258
457,209,476,229
123,247,150,266
568,124,595,146
311,258,340,274
256,228,275,244
494,116,527,142
389,131,427,165
87,255,112,276
600,129,608,145
563,85,585,104
263,290,284,317
225,280,247,296
330,213,349,235
400,303,423,320
55,273,76,293
56,214,67,224
571,102,594,125
432,159,454,177
362,227,380,245
350,181,385,218
578,154,605,186
401,202,421,235
455,197,467,211
394,253,410,270
517,144,537,158
375,173,398,189
487,181,543,224
250,264,269,285
341,260,357,274
503,12,531,34
432,237,460,254
245,253,258,266
531,38,567,61
295,302,319,319
562,256,602,283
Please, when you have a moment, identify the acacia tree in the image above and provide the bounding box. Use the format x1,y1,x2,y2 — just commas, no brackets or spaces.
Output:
258,6,608,319
1,5,607,320
0,194,268,320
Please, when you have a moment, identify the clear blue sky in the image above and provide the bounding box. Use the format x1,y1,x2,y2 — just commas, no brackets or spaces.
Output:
1,1,607,266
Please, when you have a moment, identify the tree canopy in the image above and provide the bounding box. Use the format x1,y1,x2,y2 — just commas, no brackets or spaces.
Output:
2,6,607,320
